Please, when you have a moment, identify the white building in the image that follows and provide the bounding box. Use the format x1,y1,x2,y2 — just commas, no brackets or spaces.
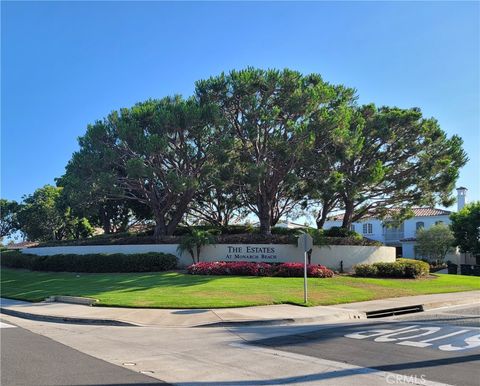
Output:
324,187,469,261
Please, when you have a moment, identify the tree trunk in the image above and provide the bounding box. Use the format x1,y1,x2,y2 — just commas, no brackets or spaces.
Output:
196,244,201,263
102,214,111,234
153,214,167,239
316,210,328,229
256,193,272,235
166,191,195,235
342,200,355,229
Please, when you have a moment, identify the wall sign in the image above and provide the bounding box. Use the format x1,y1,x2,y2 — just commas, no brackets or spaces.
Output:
224,245,278,261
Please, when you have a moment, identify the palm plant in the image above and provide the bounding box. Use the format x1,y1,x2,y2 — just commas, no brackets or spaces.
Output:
177,229,216,264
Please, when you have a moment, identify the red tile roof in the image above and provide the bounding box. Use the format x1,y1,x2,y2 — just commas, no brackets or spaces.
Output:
328,207,452,222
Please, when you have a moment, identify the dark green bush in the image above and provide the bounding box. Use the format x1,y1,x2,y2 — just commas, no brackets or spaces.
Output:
396,258,430,278
1,250,177,273
354,258,429,278
271,227,304,236
323,226,362,239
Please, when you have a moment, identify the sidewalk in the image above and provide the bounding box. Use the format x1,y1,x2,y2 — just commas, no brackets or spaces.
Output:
2,291,479,327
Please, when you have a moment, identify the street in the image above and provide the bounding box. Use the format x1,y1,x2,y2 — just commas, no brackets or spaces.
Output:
0,320,167,385
249,305,480,386
1,304,479,385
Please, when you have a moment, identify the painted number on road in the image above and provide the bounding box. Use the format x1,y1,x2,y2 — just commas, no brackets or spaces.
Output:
345,325,480,351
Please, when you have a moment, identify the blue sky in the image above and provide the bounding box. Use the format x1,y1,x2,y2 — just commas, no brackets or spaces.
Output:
2,1,479,210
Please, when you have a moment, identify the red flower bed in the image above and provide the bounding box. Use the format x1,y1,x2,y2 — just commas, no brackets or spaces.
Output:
187,261,334,278
187,261,273,276
273,262,334,278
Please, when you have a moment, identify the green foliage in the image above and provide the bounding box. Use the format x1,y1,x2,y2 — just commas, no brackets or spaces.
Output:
353,264,379,277
70,96,223,238
415,223,455,262
177,229,217,264
450,202,480,257
270,227,304,236
354,259,430,278
33,67,468,238
57,167,152,235
323,226,361,239
0,199,20,239
0,250,177,273
15,185,94,242
196,67,350,234
306,104,468,228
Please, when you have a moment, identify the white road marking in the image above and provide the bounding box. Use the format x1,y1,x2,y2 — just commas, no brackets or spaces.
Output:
439,334,480,352
230,342,452,386
398,330,470,348
0,321,16,328
345,324,480,351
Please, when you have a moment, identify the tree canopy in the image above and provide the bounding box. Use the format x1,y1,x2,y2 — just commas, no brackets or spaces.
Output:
15,185,94,242
0,199,20,241
305,104,468,229
16,67,468,240
65,96,224,237
415,223,455,263
450,202,480,257
195,68,352,234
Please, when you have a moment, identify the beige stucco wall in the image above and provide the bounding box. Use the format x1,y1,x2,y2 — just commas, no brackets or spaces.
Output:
22,243,396,272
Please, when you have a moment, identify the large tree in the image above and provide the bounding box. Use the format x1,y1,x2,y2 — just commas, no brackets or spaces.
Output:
16,185,93,241
70,96,223,238
415,223,455,263
57,160,152,235
196,68,347,234
450,202,480,258
0,199,20,241
307,104,468,229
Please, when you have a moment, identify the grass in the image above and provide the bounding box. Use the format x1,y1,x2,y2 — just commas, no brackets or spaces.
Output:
1,268,479,308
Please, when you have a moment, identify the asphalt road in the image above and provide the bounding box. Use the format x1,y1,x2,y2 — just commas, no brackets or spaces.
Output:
0,320,168,386
250,305,480,386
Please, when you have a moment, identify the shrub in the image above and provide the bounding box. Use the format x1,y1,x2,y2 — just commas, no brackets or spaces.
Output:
0,250,177,273
353,264,379,277
274,262,334,278
396,258,430,278
323,226,361,239
271,227,304,236
354,258,429,278
187,261,334,278
187,261,274,276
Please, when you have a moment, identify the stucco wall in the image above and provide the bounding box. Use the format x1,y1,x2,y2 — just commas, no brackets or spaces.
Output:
22,243,395,272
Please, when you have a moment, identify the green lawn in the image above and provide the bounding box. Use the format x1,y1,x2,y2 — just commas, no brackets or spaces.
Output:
1,268,479,308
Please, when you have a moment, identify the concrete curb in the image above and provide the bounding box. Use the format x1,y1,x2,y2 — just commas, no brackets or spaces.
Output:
45,295,98,306
0,307,138,327
421,297,480,311
197,312,366,327
1,293,477,328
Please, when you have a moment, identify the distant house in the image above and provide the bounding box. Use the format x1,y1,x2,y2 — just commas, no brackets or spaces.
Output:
324,187,473,264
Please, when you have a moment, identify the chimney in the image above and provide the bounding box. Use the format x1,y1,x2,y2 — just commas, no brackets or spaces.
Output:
456,187,468,211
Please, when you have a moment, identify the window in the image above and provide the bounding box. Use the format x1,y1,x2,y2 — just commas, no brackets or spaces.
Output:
362,223,373,234
416,222,425,231
435,221,444,225
350,224,355,232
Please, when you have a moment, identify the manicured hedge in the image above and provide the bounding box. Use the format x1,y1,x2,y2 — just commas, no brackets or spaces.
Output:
0,250,177,273
187,261,334,278
354,258,430,278
33,226,381,247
